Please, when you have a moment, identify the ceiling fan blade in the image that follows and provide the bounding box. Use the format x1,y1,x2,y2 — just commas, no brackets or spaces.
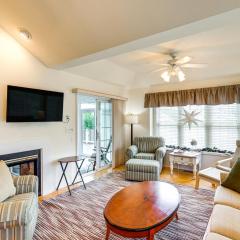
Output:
148,67,168,74
182,63,207,68
158,63,170,66
175,56,192,65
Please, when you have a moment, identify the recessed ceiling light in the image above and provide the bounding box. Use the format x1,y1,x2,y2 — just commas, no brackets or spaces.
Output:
19,28,32,40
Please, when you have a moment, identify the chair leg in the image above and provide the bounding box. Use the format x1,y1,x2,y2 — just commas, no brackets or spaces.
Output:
211,183,216,188
195,175,200,189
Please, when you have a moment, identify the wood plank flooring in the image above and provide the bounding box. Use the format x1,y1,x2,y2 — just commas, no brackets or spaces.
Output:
39,166,213,202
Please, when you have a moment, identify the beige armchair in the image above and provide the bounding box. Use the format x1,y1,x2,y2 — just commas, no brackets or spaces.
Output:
196,140,240,189
217,140,240,172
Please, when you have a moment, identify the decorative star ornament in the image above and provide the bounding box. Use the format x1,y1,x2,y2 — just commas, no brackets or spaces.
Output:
180,109,201,129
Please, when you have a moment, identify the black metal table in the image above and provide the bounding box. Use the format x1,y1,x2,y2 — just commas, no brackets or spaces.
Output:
56,156,86,195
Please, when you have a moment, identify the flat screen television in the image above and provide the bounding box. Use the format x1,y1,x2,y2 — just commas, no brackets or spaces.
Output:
7,85,64,122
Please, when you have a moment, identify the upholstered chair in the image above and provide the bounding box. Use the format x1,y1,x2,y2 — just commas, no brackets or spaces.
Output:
217,140,240,172
126,137,166,172
0,173,38,240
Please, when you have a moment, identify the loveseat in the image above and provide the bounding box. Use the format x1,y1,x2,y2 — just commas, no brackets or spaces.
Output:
204,172,240,240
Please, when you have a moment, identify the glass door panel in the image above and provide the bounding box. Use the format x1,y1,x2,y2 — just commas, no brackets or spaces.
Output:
77,95,112,173
78,96,97,173
98,100,112,168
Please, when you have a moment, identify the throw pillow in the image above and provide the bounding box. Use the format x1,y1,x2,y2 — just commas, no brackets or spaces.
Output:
0,161,16,202
222,158,240,193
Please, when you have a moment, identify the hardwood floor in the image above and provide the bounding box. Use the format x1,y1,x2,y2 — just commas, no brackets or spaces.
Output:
39,165,214,202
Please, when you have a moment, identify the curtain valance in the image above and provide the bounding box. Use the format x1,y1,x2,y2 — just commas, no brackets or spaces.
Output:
144,84,240,108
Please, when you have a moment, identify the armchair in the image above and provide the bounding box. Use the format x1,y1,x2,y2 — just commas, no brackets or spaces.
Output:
126,137,166,172
0,175,38,240
217,140,240,172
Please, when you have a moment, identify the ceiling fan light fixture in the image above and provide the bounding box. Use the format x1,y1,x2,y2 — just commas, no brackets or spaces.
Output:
177,69,185,82
161,71,170,82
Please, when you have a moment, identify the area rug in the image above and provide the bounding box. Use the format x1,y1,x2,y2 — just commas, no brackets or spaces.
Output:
33,172,214,240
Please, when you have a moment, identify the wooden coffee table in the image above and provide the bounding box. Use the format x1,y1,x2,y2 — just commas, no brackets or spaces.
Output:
104,181,180,240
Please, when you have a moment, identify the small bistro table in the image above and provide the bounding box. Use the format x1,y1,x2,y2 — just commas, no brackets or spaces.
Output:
104,181,180,240
169,151,201,179
56,156,86,195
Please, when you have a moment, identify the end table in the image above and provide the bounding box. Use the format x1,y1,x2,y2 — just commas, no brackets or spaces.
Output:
56,156,86,195
169,151,201,179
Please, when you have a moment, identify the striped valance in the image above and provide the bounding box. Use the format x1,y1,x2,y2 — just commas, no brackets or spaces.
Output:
144,84,240,108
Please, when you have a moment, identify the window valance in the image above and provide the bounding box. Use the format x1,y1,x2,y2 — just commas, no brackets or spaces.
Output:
144,84,240,108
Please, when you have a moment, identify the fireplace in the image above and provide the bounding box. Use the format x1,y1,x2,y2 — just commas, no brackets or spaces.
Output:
0,149,42,195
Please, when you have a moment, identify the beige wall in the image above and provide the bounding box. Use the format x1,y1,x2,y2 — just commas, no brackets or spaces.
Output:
0,28,126,195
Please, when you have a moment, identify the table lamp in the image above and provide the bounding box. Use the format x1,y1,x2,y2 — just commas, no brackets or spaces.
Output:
125,114,139,145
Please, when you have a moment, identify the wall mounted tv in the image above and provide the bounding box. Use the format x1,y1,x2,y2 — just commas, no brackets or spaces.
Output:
7,86,64,122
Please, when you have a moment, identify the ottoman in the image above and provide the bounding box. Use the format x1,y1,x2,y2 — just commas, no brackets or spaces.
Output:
125,158,160,181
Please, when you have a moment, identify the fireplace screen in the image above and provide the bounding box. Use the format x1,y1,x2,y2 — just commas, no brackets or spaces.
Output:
9,161,35,176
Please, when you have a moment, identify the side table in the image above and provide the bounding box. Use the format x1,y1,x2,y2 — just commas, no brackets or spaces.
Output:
169,151,201,179
56,156,86,195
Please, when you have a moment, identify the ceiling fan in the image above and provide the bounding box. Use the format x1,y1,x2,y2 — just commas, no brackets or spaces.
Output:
150,53,207,82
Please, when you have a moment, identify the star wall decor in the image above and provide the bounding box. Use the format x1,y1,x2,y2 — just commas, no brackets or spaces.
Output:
180,109,202,129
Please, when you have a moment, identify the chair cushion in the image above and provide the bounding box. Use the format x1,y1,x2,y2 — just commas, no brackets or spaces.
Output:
4,192,38,223
210,204,240,240
205,233,231,240
214,186,240,210
198,167,223,182
222,158,240,193
135,153,155,160
126,159,159,173
0,161,16,202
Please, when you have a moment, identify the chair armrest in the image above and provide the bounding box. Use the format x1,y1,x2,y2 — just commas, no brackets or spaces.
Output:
220,172,229,184
126,145,138,159
0,200,27,229
12,175,38,196
217,157,232,167
155,147,166,161
216,165,231,172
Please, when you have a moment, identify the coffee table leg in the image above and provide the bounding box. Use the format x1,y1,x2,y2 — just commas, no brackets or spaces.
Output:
105,225,110,240
176,212,179,220
147,229,154,240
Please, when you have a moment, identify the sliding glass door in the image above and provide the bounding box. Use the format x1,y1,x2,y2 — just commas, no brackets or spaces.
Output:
77,95,112,173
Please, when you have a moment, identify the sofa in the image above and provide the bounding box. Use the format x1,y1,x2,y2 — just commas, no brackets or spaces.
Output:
0,174,38,240
204,172,240,240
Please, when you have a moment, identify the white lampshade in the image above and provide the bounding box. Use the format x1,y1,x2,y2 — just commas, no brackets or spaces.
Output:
125,114,139,124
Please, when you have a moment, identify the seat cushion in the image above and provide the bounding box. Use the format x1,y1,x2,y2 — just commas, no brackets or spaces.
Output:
214,186,240,210
198,167,223,182
0,161,16,202
135,153,155,160
126,159,160,173
210,204,240,240
4,192,38,223
205,232,231,240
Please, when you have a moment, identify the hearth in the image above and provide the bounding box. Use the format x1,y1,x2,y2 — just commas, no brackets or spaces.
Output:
0,149,42,195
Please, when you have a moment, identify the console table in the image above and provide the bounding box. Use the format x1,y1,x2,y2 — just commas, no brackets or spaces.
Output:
169,151,201,179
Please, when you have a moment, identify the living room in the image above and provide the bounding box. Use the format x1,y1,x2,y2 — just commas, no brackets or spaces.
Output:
0,2,240,240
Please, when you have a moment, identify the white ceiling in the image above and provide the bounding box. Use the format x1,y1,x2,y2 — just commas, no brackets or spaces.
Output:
66,10,240,89
0,0,239,66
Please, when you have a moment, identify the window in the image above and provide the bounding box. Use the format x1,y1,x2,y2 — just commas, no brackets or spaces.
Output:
152,104,240,151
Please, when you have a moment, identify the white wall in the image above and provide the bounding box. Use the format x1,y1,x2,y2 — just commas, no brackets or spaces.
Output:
0,28,126,195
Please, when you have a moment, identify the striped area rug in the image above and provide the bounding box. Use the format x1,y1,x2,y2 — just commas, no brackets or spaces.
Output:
34,172,214,240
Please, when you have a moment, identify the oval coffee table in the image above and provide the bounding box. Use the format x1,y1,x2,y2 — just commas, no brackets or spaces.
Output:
104,181,180,240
